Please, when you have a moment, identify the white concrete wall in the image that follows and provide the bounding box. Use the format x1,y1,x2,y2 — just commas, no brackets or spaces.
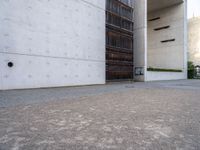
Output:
146,1,187,81
188,17,200,66
0,0,106,90
147,4,185,70
133,0,147,81
146,72,186,81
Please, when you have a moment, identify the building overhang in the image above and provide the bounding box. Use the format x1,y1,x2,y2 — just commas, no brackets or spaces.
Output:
148,0,184,12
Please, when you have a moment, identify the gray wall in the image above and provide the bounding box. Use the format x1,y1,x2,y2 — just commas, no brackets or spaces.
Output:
147,4,185,70
134,0,187,81
0,0,105,90
188,17,200,66
133,0,147,81
146,2,187,81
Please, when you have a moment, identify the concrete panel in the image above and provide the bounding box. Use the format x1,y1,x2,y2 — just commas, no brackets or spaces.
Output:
146,1,187,81
0,53,3,90
134,29,147,66
146,71,186,81
148,45,184,69
148,27,184,49
148,0,183,12
0,0,105,61
134,0,147,30
148,19,184,31
188,17,200,65
133,0,147,81
0,0,105,90
83,0,105,10
147,4,185,70
183,0,188,77
1,53,105,90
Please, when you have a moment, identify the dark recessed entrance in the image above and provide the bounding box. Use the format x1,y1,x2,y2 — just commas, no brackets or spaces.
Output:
106,0,134,81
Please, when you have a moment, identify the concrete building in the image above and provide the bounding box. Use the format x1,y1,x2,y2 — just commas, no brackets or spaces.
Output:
0,0,187,90
134,0,188,81
188,16,200,66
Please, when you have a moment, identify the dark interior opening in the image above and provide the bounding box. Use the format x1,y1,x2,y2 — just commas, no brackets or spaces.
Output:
106,0,134,81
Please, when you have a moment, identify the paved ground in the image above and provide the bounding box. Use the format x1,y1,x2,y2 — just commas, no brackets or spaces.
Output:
0,80,200,149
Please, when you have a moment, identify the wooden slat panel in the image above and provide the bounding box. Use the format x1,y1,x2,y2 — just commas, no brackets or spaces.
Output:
106,0,134,81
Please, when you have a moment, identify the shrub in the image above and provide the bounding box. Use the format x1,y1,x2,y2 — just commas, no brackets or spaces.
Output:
188,61,195,79
147,67,182,72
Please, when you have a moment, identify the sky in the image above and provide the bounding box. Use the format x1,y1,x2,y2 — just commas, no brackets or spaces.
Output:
188,0,200,18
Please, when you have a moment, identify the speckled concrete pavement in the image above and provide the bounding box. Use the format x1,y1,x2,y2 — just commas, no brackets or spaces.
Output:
0,80,200,150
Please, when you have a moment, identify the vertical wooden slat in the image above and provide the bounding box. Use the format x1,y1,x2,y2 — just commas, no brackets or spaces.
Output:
106,0,134,81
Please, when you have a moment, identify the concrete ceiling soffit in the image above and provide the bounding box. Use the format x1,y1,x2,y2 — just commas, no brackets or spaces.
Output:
148,0,184,12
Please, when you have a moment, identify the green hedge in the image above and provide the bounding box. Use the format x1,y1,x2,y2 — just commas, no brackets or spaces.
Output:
147,67,183,72
188,61,195,79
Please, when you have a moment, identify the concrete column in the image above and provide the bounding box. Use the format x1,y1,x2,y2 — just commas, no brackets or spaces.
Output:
183,0,188,78
133,0,147,81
